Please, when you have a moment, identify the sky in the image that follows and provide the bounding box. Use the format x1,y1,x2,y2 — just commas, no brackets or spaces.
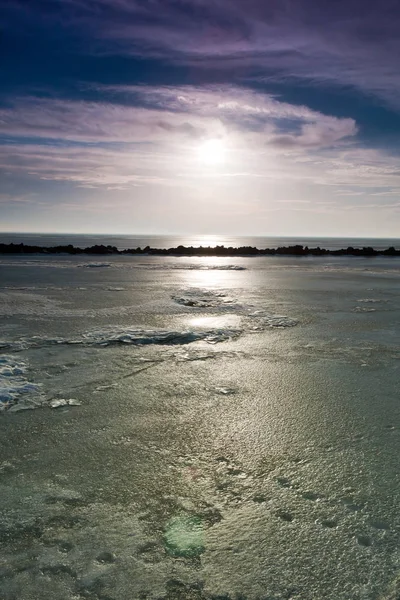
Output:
2,0,400,236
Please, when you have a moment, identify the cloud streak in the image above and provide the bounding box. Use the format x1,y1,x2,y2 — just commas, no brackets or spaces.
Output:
5,0,400,108
0,85,357,150
0,84,362,193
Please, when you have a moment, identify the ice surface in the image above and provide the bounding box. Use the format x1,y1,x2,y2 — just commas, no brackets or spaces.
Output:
1,253,400,599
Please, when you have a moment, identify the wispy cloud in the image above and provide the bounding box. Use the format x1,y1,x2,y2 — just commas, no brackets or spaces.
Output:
0,84,362,193
0,192,38,205
0,85,357,151
0,130,398,194
6,0,400,108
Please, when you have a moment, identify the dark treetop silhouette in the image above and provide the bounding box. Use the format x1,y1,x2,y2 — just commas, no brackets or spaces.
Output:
0,243,399,257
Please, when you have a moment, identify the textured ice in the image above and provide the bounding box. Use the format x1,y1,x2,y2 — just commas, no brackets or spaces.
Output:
0,306,298,353
82,326,241,346
0,356,43,411
173,290,299,333
49,398,82,408
78,262,112,268
169,348,246,362
0,340,28,352
0,327,242,350
138,263,246,270
212,386,237,395
295,339,400,367
173,289,234,308
0,258,247,272
174,296,219,307
247,311,298,329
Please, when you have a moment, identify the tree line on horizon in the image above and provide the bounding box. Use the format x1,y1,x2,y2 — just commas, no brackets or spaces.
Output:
0,242,399,256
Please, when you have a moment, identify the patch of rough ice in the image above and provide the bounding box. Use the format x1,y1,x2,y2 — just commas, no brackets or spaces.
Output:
78,262,112,268
212,386,237,395
49,398,82,408
170,348,245,362
247,311,298,329
94,383,119,392
82,327,241,346
0,310,298,356
0,355,43,411
174,296,217,308
0,326,242,352
201,265,246,271
0,340,27,352
0,259,79,268
139,263,246,271
173,288,235,309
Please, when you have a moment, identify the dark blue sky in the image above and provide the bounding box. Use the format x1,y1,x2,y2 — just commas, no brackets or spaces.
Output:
2,0,400,235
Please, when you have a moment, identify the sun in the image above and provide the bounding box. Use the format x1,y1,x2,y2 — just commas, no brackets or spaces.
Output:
197,138,226,165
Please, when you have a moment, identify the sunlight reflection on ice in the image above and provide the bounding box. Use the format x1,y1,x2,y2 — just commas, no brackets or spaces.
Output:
187,315,242,329
180,259,245,288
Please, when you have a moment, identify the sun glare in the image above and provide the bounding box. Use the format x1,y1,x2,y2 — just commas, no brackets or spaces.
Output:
197,138,226,165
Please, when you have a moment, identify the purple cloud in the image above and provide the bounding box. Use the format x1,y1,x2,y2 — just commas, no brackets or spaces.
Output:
7,0,400,107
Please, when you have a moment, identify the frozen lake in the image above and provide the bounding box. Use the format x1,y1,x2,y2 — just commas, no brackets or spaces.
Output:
1,253,400,599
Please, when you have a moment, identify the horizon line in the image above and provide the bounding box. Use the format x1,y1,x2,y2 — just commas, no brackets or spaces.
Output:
1,232,400,240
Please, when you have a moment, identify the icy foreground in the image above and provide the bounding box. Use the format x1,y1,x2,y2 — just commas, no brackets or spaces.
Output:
0,254,400,600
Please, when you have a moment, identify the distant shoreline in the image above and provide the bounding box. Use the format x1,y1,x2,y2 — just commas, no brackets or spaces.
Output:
1,242,400,257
